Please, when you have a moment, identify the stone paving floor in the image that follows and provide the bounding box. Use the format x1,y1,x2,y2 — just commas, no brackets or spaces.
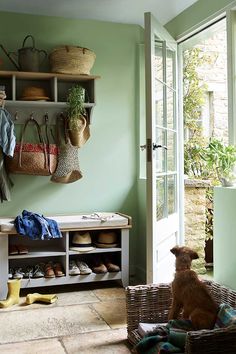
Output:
0,282,132,353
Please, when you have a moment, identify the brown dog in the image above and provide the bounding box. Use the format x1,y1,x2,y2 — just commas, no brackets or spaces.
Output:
168,245,218,330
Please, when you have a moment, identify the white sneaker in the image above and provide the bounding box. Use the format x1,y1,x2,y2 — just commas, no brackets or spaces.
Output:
69,260,80,275
77,261,92,275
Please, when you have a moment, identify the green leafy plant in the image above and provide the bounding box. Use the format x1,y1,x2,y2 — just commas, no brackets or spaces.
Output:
67,85,86,130
204,138,236,185
183,48,210,178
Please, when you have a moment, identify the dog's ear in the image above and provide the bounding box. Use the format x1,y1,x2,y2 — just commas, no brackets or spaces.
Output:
170,246,180,256
190,250,199,260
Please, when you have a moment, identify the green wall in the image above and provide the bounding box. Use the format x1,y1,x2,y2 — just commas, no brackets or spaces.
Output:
166,0,236,39
0,11,143,277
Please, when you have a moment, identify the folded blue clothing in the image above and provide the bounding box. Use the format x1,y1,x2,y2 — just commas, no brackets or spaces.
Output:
14,210,62,240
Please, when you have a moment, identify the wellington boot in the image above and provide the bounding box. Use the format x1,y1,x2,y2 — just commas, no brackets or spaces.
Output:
0,279,21,308
26,293,58,305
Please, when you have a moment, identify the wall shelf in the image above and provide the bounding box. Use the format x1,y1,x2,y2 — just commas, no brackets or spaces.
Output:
0,70,100,125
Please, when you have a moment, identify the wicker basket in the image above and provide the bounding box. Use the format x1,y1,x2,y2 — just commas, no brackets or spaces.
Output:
126,280,236,354
49,46,96,75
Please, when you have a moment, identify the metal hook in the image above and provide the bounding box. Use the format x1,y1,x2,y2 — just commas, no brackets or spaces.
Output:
14,111,19,120
30,112,34,120
44,112,49,123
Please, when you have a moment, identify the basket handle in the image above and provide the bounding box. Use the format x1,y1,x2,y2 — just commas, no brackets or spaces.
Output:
65,45,90,54
18,117,48,169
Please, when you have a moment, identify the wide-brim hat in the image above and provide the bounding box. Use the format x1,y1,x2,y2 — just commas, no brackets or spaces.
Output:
95,231,118,248
20,86,50,101
70,231,95,252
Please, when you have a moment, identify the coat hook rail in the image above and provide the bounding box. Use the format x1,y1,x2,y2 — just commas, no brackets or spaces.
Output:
9,109,61,125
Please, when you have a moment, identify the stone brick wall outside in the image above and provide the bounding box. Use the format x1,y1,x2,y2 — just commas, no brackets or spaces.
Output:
197,25,228,143
184,179,210,274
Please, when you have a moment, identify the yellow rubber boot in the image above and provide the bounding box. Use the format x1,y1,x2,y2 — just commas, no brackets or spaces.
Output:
26,293,58,305
0,279,21,308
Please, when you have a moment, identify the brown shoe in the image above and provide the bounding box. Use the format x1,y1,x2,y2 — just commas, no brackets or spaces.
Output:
53,263,65,277
44,263,55,278
9,245,18,255
104,256,120,272
91,257,108,274
17,245,28,255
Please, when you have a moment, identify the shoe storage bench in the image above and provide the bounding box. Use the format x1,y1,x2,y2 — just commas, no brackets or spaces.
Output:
0,213,131,299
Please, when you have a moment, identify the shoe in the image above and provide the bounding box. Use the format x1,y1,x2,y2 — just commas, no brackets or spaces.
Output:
8,268,14,279
69,260,80,275
33,264,45,278
77,261,92,275
44,262,55,278
91,257,108,274
53,263,65,277
17,245,28,255
103,255,120,272
9,245,18,255
24,266,34,279
13,268,25,279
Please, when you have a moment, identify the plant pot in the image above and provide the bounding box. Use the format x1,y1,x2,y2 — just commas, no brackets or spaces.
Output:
219,177,235,187
205,238,213,265
68,129,82,147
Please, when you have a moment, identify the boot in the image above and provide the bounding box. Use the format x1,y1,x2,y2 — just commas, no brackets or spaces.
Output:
26,293,58,305
0,279,21,308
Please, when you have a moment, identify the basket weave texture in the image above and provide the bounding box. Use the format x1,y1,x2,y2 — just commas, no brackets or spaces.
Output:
126,280,236,354
49,46,96,75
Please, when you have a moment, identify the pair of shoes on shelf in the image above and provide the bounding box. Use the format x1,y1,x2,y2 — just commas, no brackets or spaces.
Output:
44,262,65,278
69,260,92,275
23,264,44,279
9,244,28,255
91,256,120,274
9,262,65,280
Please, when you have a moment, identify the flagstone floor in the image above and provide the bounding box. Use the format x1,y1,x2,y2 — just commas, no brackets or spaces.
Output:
0,282,132,353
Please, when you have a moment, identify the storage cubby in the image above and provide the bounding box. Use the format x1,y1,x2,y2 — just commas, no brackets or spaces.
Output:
0,213,131,298
15,77,55,101
0,70,100,125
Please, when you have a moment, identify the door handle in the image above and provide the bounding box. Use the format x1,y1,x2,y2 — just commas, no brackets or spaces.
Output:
140,144,168,151
153,144,168,150
140,144,146,151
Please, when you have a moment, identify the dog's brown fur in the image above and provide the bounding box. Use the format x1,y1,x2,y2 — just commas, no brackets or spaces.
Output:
168,245,218,330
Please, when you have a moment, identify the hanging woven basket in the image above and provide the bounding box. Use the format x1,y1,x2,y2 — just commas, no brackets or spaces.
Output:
49,46,96,75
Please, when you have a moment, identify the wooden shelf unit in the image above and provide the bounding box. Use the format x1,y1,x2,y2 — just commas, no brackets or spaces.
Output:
0,70,100,124
0,213,131,298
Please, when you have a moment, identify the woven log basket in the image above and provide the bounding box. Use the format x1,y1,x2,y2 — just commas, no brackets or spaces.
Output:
126,280,236,354
49,46,96,75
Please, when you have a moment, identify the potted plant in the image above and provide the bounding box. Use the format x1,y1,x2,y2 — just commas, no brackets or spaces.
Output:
66,84,89,147
205,138,236,186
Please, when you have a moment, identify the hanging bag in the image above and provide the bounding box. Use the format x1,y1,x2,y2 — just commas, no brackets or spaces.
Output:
5,117,58,176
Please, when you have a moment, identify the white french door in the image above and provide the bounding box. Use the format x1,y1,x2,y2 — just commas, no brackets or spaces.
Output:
145,12,181,284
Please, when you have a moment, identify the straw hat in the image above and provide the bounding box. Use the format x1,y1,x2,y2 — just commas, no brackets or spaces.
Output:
70,232,95,252
20,86,50,101
95,231,118,248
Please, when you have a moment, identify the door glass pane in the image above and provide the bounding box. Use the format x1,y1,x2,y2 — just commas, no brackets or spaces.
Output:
155,82,164,126
154,38,163,82
167,88,175,130
156,177,165,221
156,128,165,173
167,130,176,172
166,48,174,88
168,175,176,215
